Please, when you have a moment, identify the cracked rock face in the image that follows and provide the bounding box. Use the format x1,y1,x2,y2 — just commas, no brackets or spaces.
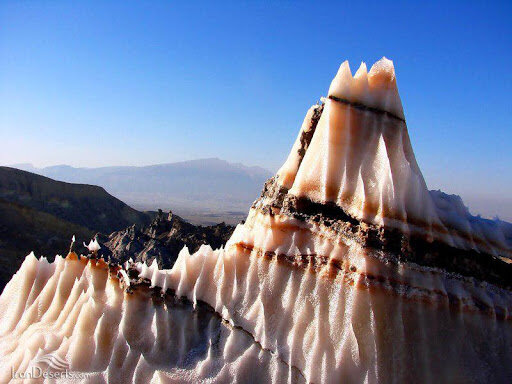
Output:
101,210,234,269
0,58,511,384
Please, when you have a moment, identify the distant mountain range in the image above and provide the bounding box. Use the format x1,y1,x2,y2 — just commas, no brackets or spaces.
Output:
11,158,272,224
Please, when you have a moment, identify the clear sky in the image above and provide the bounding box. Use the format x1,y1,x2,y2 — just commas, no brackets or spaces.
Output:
1,1,511,219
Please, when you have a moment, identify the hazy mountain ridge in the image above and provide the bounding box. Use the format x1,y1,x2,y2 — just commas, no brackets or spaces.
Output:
11,159,272,223
0,167,150,233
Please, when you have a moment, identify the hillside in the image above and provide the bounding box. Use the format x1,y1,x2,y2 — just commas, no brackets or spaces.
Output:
0,198,94,290
0,167,150,233
0,167,153,291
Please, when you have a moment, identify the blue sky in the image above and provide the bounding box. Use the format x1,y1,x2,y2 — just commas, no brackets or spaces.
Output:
1,1,511,219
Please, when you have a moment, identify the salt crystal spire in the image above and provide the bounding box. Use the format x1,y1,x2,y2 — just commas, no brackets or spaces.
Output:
279,57,436,235
276,57,511,257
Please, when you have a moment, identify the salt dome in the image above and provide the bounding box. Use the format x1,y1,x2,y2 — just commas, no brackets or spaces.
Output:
0,58,511,384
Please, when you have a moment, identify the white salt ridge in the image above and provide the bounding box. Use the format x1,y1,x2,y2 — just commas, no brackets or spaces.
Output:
0,254,301,383
133,233,512,383
163,241,512,383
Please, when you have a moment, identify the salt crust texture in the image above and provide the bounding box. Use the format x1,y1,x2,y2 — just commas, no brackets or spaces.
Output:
0,254,303,384
1,243,509,383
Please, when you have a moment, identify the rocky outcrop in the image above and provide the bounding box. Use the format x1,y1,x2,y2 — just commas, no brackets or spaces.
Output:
102,210,234,268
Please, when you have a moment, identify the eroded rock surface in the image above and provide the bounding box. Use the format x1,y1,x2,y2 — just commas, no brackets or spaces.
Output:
102,210,234,268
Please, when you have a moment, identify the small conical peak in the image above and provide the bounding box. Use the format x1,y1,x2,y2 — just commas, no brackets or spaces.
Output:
368,57,396,88
354,62,368,78
275,103,324,189
327,60,353,100
336,60,353,82
66,251,79,261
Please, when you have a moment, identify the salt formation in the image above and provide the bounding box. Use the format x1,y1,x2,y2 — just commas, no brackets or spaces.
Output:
0,253,302,383
83,238,101,253
0,58,511,383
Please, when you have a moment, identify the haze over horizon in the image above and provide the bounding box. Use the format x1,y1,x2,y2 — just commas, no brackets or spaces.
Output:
4,158,511,223
1,1,511,220
7,157,272,173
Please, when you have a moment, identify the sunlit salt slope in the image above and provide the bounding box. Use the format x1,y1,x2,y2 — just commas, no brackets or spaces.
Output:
0,57,511,384
0,253,303,383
